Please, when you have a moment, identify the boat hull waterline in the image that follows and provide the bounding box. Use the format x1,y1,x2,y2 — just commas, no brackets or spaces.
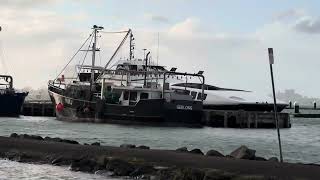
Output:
0,92,28,117
49,90,204,127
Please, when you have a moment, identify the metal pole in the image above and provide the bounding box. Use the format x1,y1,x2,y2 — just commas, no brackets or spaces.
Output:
91,28,97,86
268,48,283,163
157,32,159,66
129,30,133,61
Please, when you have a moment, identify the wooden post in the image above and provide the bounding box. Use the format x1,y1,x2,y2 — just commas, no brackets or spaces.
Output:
247,112,251,128
224,112,228,127
289,101,292,109
206,111,211,125
255,112,258,128
31,103,34,116
294,102,300,113
42,104,45,116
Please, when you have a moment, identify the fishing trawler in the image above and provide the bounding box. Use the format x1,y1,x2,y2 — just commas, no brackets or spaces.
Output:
48,25,205,126
0,75,28,116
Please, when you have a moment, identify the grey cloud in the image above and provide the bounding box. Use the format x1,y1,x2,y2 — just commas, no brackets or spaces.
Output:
294,17,320,34
0,0,59,8
274,9,320,34
273,9,305,21
151,15,169,23
0,0,96,8
145,14,169,23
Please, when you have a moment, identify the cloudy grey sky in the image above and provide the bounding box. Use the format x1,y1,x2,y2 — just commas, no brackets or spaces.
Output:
0,0,320,97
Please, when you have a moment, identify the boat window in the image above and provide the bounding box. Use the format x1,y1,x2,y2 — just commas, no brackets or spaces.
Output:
130,91,137,101
191,91,197,99
129,65,137,71
124,91,129,100
140,93,149,99
229,96,245,101
174,89,190,95
197,93,207,100
79,90,85,97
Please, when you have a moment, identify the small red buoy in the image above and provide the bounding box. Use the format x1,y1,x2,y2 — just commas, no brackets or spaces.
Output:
56,103,64,112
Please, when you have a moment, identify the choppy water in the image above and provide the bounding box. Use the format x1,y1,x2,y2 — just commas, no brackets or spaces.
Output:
0,159,122,180
0,115,319,179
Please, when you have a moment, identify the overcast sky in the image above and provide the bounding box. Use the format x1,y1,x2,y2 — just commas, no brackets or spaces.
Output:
0,0,320,97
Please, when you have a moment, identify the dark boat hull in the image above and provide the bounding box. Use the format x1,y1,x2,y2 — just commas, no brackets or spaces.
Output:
0,92,28,117
48,90,203,127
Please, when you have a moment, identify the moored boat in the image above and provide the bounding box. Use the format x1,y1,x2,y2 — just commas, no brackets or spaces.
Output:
48,25,206,126
171,83,288,112
0,75,28,116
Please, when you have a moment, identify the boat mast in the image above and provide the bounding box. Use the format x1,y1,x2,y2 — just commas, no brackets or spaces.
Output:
91,25,103,86
144,52,150,87
129,29,134,61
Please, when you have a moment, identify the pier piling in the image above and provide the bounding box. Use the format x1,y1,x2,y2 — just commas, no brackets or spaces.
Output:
22,101,55,117
294,102,300,114
203,110,290,129
289,101,292,109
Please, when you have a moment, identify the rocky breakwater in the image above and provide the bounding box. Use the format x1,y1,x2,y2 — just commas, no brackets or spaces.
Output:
0,133,319,180
175,146,277,162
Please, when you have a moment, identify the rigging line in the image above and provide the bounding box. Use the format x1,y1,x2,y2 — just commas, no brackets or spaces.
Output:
95,30,131,81
109,60,120,69
73,33,94,80
104,30,131,69
100,30,129,34
55,32,93,80
76,33,94,65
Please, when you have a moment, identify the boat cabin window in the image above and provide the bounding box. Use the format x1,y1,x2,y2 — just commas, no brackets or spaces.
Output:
130,91,137,101
197,93,207,100
140,93,149,100
173,89,190,95
117,64,125,70
191,91,197,99
79,90,86,97
129,65,137,71
124,91,129,100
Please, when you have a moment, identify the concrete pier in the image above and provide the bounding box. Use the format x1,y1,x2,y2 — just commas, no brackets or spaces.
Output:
22,100,55,117
203,110,291,128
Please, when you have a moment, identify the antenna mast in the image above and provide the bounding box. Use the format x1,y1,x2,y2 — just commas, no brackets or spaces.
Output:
129,29,135,60
157,32,159,66
91,25,104,87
